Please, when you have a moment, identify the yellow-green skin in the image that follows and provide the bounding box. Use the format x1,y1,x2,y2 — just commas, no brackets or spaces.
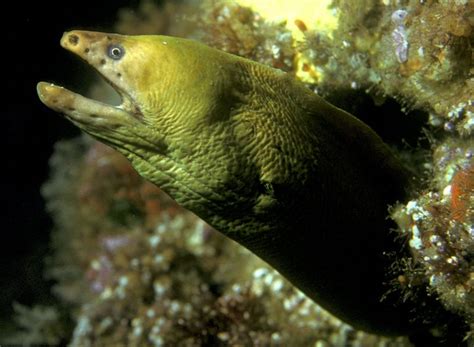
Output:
38,31,415,335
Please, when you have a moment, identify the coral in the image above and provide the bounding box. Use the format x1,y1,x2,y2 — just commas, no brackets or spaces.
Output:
232,0,471,136
114,0,197,38
391,9,409,64
42,136,411,346
195,1,295,72
392,138,474,330
2,303,68,345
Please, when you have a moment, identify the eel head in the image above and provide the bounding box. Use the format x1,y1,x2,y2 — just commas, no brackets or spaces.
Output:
37,31,285,235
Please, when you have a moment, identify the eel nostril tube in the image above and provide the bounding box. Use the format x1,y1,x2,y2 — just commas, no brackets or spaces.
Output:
68,34,79,46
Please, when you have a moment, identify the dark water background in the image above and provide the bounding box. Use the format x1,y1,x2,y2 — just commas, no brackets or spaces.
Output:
0,0,143,333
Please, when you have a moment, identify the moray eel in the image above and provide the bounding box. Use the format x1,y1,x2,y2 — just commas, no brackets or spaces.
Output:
38,31,416,335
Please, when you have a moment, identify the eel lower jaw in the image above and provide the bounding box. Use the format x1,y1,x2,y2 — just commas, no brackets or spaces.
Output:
37,82,142,129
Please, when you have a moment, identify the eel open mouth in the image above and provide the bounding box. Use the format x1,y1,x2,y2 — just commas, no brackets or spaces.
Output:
36,82,134,127
37,31,142,129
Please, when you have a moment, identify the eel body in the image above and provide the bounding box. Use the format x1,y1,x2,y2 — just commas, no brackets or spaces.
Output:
38,31,415,335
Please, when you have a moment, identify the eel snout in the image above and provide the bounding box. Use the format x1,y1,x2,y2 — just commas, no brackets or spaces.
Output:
60,31,121,65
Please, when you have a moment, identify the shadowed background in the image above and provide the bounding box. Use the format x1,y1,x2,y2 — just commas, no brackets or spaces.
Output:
0,0,140,334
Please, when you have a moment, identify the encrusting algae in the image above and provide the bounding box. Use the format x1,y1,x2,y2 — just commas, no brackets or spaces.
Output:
11,0,473,345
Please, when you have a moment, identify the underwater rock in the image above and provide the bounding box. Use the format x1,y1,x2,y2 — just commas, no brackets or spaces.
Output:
392,137,474,336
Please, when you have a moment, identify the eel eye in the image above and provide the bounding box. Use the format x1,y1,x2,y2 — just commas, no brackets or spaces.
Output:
107,44,125,60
